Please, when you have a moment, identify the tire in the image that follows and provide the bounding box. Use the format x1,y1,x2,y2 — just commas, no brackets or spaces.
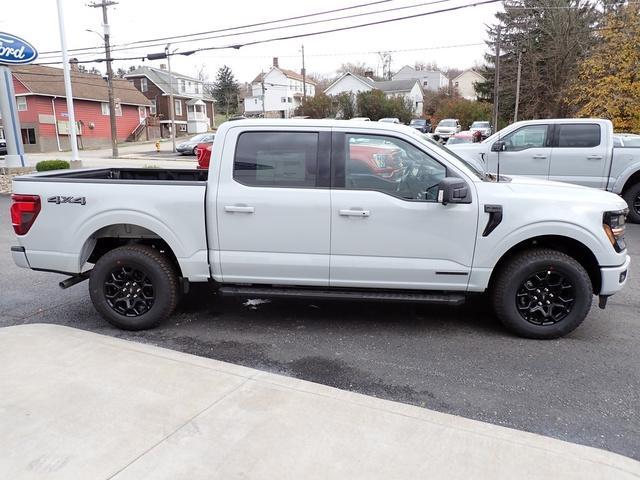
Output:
192,147,197,155
623,183,640,223
491,249,592,339
89,244,178,330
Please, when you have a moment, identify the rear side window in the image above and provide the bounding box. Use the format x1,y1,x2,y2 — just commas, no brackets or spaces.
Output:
556,124,601,148
234,132,319,187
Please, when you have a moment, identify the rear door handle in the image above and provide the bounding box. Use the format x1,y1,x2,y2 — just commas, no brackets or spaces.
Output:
339,209,370,217
587,155,603,160
224,205,255,213
532,154,547,159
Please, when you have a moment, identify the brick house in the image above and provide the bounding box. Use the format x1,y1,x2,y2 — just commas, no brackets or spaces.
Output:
125,66,215,138
0,64,152,153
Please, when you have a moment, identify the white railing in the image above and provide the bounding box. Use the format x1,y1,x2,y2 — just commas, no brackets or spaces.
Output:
187,111,207,121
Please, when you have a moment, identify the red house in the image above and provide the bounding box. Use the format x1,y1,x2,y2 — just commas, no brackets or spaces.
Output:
0,65,152,153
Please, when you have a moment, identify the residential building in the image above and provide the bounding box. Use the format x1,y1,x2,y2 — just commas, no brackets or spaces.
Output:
392,65,449,92
324,72,424,116
452,70,486,100
126,66,215,137
244,58,316,118
0,64,152,153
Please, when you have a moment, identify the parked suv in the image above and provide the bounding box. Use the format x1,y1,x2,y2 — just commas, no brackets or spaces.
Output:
434,119,461,139
409,118,432,133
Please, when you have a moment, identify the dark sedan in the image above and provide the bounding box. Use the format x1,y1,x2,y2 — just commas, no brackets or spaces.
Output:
408,118,431,133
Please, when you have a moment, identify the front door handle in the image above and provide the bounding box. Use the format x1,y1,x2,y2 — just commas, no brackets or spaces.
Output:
532,154,547,159
339,209,370,217
225,205,255,213
587,155,603,160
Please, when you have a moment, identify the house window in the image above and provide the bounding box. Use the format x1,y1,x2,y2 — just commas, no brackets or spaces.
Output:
195,83,200,94
140,78,148,92
455,81,459,87
16,97,27,111
281,97,286,103
254,99,258,104
150,99,157,115
178,124,187,132
288,97,292,103
179,80,186,93
21,128,36,145
174,99,182,116
101,102,122,116
423,81,428,87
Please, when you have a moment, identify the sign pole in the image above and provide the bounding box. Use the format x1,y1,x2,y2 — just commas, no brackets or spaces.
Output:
56,0,82,168
0,65,26,167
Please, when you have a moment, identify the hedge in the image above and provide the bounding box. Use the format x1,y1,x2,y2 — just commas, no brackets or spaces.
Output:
35,160,71,172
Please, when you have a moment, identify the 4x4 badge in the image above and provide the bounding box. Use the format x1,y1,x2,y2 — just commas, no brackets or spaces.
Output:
47,196,86,205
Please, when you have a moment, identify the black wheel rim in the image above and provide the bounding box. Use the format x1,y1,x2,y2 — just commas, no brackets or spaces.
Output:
516,269,575,326
633,193,640,215
104,266,155,317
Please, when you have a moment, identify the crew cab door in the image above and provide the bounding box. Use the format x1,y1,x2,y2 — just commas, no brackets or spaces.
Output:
548,123,608,189
485,124,551,178
329,131,478,290
215,128,331,285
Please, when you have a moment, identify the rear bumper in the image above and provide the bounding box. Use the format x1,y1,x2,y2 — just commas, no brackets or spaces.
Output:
11,246,30,269
600,254,631,295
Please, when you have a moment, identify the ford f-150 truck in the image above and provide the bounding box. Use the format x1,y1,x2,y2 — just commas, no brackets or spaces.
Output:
10,120,630,339
447,118,640,222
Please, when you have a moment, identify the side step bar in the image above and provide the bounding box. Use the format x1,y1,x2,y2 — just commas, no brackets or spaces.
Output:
218,286,466,306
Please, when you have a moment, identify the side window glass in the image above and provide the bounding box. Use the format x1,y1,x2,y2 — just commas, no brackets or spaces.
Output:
344,134,446,201
556,124,601,148
502,125,548,151
234,132,318,187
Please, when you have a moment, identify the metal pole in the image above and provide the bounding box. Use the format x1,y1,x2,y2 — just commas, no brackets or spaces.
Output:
56,0,81,167
301,44,307,103
514,49,523,123
261,78,266,118
166,44,176,153
91,1,119,158
492,26,501,132
0,66,26,167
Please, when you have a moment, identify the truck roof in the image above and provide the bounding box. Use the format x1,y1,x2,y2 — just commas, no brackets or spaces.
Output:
216,118,414,133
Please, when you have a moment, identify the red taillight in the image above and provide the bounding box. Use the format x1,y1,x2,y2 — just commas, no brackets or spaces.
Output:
10,194,41,235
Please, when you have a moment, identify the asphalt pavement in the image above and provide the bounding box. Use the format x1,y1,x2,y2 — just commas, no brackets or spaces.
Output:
1,193,638,460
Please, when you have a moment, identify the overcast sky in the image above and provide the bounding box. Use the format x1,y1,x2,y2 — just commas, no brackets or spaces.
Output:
2,0,502,83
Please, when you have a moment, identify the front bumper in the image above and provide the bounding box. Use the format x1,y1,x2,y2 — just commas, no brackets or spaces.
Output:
600,254,631,295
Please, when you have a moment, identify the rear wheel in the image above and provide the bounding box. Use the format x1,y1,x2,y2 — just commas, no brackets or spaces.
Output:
623,183,640,223
492,249,592,339
89,244,178,330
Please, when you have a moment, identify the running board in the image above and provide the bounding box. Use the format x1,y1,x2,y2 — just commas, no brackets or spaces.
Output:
218,286,466,305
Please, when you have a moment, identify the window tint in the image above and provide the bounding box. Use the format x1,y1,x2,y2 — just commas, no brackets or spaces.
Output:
557,124,601,148
234,132,319,187
502,125,548,151
344,134,446,201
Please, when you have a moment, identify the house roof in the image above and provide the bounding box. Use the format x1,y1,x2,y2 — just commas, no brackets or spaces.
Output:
452,69,486,82
11,65,151,106
373,79,419,93
323,72,375,94
125,66,214,101
251,67,317,85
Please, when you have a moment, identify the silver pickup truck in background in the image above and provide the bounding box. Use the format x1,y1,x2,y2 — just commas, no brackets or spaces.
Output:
448,119,640,222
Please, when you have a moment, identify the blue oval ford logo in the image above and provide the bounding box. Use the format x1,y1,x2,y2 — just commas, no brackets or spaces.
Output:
0,32,38,65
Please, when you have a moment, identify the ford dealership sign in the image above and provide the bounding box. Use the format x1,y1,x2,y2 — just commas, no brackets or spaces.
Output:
0,32,38,65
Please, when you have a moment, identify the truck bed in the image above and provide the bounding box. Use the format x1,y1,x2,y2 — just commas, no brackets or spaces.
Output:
14,168,208,184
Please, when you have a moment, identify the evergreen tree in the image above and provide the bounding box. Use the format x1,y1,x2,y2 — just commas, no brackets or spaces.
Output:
212,65,240,116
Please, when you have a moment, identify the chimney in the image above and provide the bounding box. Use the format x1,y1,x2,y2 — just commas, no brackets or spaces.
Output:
159,64,167,70
272,57,279,68
364,70,374,79
70,58,80,72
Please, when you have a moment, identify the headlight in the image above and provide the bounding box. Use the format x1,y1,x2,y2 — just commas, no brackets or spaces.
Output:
603,210,627,252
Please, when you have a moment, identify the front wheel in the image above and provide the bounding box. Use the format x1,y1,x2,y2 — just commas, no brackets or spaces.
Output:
491,249,593,339
89,244,179,330
623,183,640,223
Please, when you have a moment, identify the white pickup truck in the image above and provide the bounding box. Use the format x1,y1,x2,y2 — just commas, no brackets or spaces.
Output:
448,118,640,222
10,120,630,339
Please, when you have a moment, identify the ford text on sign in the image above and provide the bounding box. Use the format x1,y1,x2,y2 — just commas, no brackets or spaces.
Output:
0,32,38,65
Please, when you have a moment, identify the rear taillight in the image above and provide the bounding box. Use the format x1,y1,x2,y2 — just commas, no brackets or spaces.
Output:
10,194,41,235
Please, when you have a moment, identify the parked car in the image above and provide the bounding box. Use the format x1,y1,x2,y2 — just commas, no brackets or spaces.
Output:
434,119,461,139
176,133,215,155
350,117,371,121
409,118,431,133
11,120,629,339
0,138,6,155
446,131,475,145
470,121,492,139
378,118,400,124
448,119,640,222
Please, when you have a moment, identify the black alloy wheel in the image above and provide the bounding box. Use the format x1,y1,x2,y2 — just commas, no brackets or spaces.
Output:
104,266,155,317
516,270,575,326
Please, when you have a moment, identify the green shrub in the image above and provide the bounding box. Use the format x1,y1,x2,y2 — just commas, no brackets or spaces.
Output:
35,160,70,172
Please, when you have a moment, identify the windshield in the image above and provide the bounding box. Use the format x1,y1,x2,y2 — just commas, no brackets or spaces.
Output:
410,130,485,180
439,120,456,127
472,122,490,128
410,119,426,125
190,134,208,142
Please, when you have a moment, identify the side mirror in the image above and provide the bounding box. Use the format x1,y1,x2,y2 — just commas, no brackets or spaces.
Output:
437,177,472,205
491,140,506,152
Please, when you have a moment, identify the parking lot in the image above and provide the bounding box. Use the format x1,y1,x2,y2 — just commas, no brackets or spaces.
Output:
1,193,638,460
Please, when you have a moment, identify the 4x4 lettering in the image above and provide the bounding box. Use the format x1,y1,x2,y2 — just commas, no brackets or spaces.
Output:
47,196,86,205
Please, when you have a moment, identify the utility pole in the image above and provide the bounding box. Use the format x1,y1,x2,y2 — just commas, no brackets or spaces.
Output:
492,26,501,131
89,0,118,158
56,0,81,167
514,48,524,123
261,77,266,118
166,44,176,153
301,44,307,103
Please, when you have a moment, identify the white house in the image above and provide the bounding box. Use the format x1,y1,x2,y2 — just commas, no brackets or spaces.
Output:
324,72,424,116
392,66,449,92
244,58,316,118
452,70,486,100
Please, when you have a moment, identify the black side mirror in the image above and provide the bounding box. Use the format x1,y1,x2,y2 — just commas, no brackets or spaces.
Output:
491,140,506,152
437,177,472,205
